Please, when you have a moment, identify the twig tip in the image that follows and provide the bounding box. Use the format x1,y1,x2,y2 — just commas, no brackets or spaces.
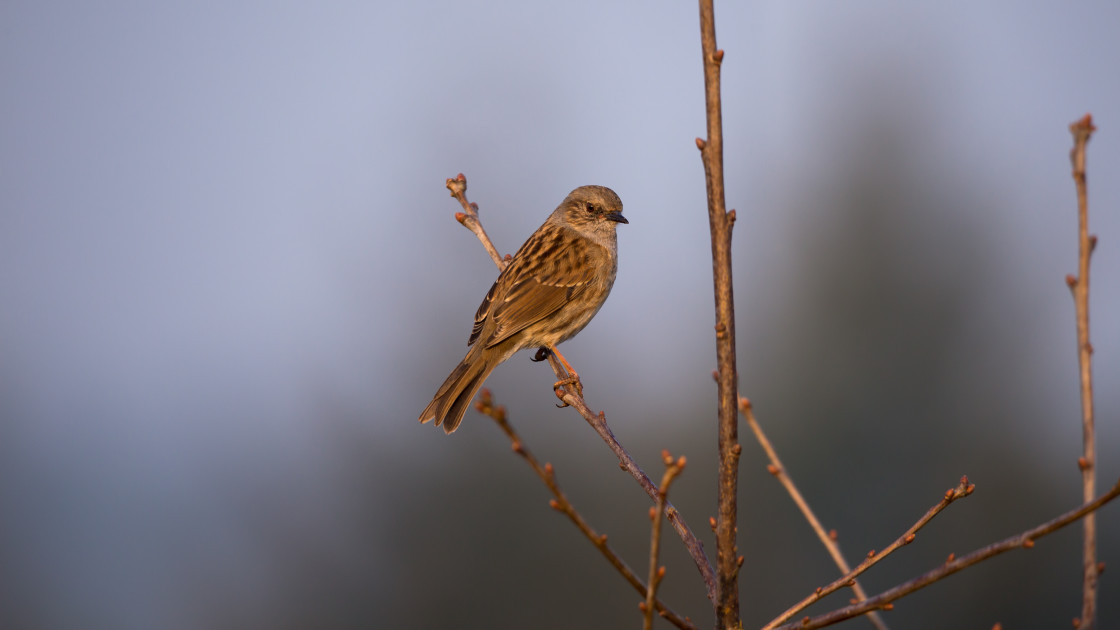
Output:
1070,113,1096,136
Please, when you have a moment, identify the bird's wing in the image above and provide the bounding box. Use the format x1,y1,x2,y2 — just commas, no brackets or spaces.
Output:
470,227,597,349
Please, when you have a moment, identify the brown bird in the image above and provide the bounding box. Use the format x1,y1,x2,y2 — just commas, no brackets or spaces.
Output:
419,185,627,433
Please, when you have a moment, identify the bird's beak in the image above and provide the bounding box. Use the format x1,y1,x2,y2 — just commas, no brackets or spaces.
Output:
605,211,628,224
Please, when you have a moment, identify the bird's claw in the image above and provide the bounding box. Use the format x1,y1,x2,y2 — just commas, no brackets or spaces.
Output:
552,375,583,407
531,347,552,363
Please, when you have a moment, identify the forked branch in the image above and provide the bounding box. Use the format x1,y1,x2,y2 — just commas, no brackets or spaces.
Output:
764,476,974,629
475,390,696,630
774,477,1120,630
741,397,890,630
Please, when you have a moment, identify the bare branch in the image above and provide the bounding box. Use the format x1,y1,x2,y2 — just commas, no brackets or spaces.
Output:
475,390,697,630
445,174,507,270
763,474,974,630
773,477,1120,630
448,174,718,603
644,452,687,630
1067,113,1098,630
695,2,741,626
741,397,891,630
550,355,718,602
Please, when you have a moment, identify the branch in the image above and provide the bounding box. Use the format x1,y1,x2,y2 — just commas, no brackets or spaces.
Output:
475,391,697,630
551,358,718,603
763,475,974,630
695,1,741,626
446,174,507,270
774,477,1120,630
1067,113,1098,630
447,174,718,603
644,452,687,630
740,397,891,630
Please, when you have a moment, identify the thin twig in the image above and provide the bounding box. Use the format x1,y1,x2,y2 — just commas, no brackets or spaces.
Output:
773,476,1120,630
475,391,697,630
695,1,742,626
1067,113,1098,630
763,474,974,630
644,452,687,630
447,174,718,603
550,356,718,603
446,174,507,269
740,398,890,630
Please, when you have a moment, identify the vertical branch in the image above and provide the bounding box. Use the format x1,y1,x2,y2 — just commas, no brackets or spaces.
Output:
1067,114,1098,630
644,452,687,630
696,1,741,627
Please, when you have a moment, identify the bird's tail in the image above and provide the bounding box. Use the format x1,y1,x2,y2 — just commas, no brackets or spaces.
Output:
419,345,496,434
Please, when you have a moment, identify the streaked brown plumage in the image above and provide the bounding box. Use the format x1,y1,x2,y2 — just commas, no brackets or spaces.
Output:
419,185,627,433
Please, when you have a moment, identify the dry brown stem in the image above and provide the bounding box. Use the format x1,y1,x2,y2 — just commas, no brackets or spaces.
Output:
1068,113,1098,629
551,359,717,602
445,174,506,270
474,391,697,630
645,452,687,630
773,477,1120,630
740,398,889,630
447,174,718,604
763,474,974,629
695,1,742,626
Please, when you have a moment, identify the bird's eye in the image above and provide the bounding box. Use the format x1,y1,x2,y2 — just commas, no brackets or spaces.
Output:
585,203,596,213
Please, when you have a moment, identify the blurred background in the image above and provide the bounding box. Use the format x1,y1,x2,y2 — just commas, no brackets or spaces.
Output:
2,2,1118,629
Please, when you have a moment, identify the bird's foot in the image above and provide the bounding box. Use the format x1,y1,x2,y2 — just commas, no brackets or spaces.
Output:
531,347,552,362
553,374,583,408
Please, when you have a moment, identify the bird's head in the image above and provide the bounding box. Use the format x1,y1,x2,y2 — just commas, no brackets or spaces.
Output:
556,185,627,242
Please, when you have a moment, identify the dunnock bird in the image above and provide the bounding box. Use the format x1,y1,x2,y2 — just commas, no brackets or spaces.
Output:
420,185,627,433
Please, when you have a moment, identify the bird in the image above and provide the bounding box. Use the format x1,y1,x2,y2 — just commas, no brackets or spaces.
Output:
419,185,628,433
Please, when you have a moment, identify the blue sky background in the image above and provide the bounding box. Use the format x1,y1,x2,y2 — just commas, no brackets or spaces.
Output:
2,2,1119,629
